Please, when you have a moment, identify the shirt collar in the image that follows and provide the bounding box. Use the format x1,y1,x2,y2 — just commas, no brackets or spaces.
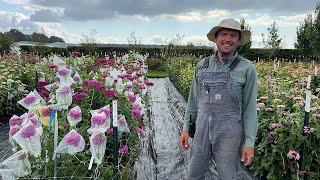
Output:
214,51,238,64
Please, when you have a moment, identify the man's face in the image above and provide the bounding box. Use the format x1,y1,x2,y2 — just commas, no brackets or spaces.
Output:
215,28,240,55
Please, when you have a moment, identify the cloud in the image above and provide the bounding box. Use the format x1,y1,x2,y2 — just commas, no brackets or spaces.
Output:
246,12,312,27
25,0,318,21
0,11,35,32
148,34,214,46
165,11,202,22
30,9,62,22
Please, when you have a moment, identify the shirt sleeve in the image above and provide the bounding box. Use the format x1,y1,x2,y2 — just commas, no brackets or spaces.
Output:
182,68,198,132
242,63,258,147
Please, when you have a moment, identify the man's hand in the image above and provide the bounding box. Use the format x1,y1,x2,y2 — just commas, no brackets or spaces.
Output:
241,147,254,166
180,131,189,150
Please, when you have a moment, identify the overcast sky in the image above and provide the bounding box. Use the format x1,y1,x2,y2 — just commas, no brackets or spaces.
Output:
0,0,318,48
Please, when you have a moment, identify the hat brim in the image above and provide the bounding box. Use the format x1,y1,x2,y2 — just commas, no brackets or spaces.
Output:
207,26,251,46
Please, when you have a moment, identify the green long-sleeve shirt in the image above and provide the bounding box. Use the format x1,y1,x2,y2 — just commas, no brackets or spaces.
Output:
183,53,258,147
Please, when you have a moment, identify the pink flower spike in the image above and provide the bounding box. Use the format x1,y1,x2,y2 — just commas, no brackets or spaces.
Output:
119,145,128,154
64,131,81,147
21,125,36,138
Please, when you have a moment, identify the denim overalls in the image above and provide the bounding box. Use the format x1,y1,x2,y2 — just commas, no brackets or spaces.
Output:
188,57,246,180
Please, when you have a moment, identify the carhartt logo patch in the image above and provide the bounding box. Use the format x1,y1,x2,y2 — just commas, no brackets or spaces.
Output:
214,94,221,100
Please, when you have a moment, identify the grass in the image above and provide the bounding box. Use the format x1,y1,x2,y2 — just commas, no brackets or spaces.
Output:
146,70,169,78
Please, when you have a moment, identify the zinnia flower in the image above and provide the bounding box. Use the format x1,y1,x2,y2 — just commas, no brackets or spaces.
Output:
58,67,70,76
64,131,81,147
119,145,128,154
9,115,22,127
98,106,111,119
287,150,300,161
69,106,82,120
132,108,142,119
91,112,107,126
23,95,36,105
135,126,143,135
21,125,36,138
304,126,315,134
107,127,113,136
9,127,20,137
92,132,106,146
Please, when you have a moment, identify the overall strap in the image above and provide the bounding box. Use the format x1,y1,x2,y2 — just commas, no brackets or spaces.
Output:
228,56,241,71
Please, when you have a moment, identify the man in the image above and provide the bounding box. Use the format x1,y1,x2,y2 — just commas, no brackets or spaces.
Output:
179,18,258,179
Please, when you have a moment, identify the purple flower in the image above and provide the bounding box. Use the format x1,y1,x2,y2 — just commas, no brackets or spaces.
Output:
18,152,27,160
72,51,80,57
21,125,36,138
98,106,111,119
269,123,282,130
128,94,136,103
49,63,57,69
78,89,90,95
23,95,37,105
91,112,107,126
139,83,146,89
73,76,80,82
9,127,20,137
9,115,22,127
118,116,126,126
287,150,300,161
69,106,82,120
83,80,102,88
145,81,154,87
119,145,128,154
304,126,315,134
55,76,61,83
28,114,39,126
107,127,113,136
57,85,71,95
126,74,134,81
58,67,70,76
126,82,133,89
37,80,48,87
132,108,142,119
106,89,117,97
83,80,107,92
64,131,81,147
92,132,106,146
40,106,51,117
135,126,143,135
73,93,85,103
